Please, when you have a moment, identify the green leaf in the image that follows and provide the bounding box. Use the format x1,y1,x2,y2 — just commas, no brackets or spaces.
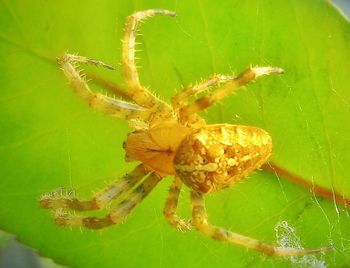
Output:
1,0,350,267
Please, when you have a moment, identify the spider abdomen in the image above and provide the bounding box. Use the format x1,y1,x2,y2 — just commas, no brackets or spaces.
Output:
174,124,272,193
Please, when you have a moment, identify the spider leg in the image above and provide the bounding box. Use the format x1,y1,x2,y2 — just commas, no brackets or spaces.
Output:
190,191,331,256
58,53,153,122
122,9,175,111
40,164,148,211
179,67,284,121
172,74,236,109
163,177,191,232
53,173,162,229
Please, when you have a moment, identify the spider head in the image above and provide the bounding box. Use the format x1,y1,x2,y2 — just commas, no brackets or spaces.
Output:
124,122,193,176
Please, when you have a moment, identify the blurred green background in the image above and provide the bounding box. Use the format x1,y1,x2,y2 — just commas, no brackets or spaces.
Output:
1,0,350,267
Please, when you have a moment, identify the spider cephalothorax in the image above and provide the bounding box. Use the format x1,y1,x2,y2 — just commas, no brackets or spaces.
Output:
40,9,330,256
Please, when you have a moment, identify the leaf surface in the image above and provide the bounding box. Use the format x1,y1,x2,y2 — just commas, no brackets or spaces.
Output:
1,0,350,267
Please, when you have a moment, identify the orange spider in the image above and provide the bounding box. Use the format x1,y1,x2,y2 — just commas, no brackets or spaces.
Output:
40,9,330,256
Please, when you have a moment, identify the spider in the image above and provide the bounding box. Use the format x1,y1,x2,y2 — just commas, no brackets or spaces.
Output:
40,9,330,256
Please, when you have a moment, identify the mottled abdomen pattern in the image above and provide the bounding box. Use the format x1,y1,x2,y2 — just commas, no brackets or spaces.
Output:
174,124,272,193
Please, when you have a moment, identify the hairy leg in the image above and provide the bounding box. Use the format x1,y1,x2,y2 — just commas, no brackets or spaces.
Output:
40,164,147,211
122,9,175,110
53,173,162,229
190,191,330,256
163,177,191,232
172,74,236,108
58,53,152,121
179,67,283,121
